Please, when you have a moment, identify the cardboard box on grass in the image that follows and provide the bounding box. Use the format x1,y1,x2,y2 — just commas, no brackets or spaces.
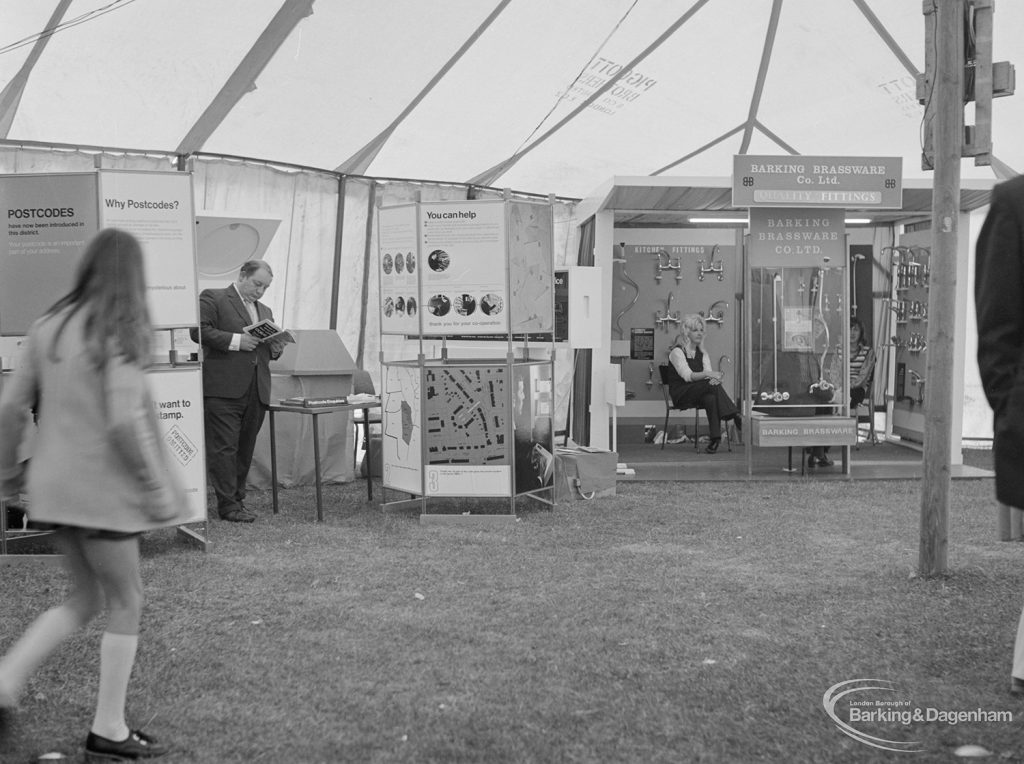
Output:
554,449,618,502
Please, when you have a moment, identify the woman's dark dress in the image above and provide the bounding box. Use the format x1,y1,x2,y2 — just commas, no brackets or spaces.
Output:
665,348,739,440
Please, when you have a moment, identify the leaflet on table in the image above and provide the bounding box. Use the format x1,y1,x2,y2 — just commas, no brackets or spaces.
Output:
243,318,296,344
278,393,381,408
279,396,348,408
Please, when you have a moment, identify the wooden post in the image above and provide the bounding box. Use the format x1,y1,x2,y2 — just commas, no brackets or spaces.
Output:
918,0,963,577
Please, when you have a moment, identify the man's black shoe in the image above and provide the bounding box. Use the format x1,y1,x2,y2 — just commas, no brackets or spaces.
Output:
220,508,255,523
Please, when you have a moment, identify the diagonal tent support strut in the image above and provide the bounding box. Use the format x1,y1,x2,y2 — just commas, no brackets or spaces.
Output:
752,120,799,154
176,0,315,155
467,0,713,188
652,124,746,176
0,0,73,138
335,0,512,175
652,119,799,177
851,0,921,78
738,0,784,154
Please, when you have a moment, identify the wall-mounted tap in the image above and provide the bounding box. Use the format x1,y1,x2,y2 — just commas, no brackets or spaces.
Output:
655,292,681,329
700,300,728,327
906,261,923,288
884,297,909,323
697,257,724,281
654,249,682,283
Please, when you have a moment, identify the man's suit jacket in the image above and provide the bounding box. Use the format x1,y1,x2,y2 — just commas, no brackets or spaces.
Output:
976,173,1024,507
192,285,277,405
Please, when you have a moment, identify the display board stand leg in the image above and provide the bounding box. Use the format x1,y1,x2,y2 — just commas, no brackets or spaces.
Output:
420,514,518,527
176,522,211,551
0,497,61,564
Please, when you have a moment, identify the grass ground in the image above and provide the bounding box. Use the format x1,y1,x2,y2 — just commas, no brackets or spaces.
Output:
0,454,1020,763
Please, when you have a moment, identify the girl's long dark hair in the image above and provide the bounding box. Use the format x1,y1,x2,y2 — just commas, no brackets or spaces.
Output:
44,228,152,367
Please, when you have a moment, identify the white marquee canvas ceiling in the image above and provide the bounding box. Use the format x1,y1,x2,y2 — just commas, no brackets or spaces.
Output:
1,0,1020,199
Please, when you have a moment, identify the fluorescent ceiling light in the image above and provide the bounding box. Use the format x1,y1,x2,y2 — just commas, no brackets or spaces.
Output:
844,218,871,224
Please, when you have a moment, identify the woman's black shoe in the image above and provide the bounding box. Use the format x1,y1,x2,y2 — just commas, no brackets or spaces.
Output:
85,729,169,760
705,438,720,454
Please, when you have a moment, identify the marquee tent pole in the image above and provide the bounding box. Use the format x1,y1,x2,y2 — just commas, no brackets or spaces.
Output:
918,0,964,577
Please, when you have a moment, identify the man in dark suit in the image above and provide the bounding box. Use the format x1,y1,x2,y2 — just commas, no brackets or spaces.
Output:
192,260,285,522
976,173,1024,696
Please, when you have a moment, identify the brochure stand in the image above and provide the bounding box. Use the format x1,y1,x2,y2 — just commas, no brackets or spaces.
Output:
377,195,557,521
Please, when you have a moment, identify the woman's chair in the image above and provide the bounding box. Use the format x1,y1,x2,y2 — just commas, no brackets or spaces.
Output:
351,369,382,466
853,378,878,447
657,365,731,451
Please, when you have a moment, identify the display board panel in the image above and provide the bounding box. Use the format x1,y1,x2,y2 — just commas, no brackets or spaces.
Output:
381,362,424,494
97,170,198,328
423,364,511,496
511,362,554,494
378,204,420,336
147,367,207,523
0,173,99,336
420,200,508,335
507,200,554,335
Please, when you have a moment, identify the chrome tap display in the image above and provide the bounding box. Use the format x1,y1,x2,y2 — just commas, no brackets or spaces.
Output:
654,292,681,329
654,249,682,283
697,245,724,281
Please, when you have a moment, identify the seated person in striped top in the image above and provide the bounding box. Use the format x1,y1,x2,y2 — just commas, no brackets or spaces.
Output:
809,316,876,467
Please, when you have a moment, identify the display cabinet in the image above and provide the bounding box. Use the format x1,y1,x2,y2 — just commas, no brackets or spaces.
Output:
749,265,848,413
743,206,857,473
887,235,931,444
376,196,556,517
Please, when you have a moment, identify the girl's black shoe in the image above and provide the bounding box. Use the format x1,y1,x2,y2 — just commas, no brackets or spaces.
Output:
705,438,720,454
85,729,169,760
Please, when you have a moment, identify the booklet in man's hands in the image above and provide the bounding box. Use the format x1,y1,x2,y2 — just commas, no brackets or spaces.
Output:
243,318,296,344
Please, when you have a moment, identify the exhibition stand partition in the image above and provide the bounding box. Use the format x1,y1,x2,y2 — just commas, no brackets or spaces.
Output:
0,169,209,560
376,195,558,521
575,165,992,479
736,155,904,476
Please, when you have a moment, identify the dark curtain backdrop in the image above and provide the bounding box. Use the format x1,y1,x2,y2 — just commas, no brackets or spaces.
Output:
570,217,595,445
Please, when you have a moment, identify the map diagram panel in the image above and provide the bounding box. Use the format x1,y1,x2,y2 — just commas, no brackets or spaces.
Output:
381,364,423,494
424,366,509,466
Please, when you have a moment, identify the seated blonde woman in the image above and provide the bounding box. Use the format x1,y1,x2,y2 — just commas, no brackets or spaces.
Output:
665,314,742,454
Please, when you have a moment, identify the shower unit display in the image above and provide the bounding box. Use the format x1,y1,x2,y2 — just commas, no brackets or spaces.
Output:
734,153,902,471
744,206,857,470
749,265,848,410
